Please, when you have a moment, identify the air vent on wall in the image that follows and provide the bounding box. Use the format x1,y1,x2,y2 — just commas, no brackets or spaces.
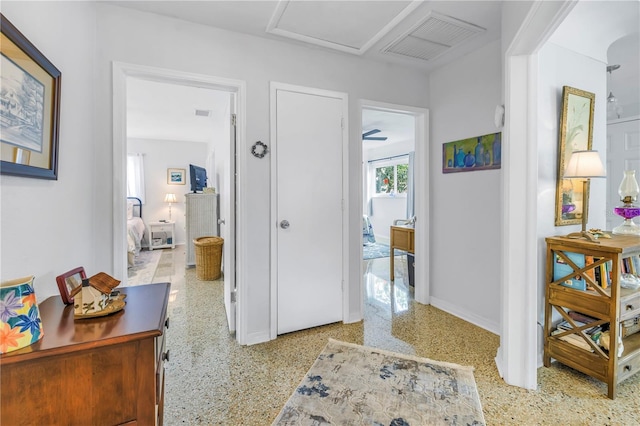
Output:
382,12,485,62
195,109,211,117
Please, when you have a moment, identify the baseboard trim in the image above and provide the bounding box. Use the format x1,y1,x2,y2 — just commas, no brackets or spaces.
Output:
245,331,271,345
430,296,500,336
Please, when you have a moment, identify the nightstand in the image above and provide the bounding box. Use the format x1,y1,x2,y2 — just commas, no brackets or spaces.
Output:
148,221,175,250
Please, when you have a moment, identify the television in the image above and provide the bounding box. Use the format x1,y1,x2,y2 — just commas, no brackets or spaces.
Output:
189,164,207,193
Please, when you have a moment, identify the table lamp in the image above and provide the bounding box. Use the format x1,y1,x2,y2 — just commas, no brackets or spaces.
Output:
563,150,606,242
164,193,177,220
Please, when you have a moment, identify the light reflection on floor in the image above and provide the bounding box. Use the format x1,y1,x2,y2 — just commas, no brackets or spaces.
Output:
363,255,412,316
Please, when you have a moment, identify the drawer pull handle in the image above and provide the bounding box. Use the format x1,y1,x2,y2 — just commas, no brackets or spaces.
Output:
165,317,170,329
624,365,632,372
162,350,170,362
626,305,635,311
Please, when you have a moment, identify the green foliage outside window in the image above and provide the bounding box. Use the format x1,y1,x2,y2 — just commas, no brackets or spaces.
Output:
375,166,394,193
375,163,408,194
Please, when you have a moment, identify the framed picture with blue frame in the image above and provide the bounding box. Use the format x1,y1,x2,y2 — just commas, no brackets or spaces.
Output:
442,132,501,173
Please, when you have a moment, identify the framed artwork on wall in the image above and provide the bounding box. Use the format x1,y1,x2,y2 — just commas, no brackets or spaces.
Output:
167,168,185,185
0,14,61,180
442,132,501,173
555,86,595,226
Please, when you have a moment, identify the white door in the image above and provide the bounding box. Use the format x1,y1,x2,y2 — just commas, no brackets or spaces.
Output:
606,119,640,231
274,87,344,335
223,108,237,332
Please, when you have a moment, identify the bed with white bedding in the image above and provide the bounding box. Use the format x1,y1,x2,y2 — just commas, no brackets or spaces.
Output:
127,197,145,267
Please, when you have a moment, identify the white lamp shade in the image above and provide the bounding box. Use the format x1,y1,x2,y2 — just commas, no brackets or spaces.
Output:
164,193,177,203
564,150,606,178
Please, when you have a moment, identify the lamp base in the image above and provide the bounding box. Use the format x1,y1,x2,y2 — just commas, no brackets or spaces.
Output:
566,230,601,243
612,219,640,235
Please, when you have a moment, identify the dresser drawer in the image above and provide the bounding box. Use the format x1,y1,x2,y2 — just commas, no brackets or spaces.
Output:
156,316,169,405
153,224,173,234
621,291,640,321
618,347,640,383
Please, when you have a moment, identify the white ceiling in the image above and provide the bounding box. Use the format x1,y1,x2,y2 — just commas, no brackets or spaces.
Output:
122,0,501,144
114,1,502,71
122,1,639,143
127,78,230,143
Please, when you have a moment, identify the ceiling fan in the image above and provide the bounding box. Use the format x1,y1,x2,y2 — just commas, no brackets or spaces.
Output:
362,129,387,141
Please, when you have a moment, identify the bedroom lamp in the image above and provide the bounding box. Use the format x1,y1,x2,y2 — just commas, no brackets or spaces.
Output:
563,150,606,242
164,193,177,220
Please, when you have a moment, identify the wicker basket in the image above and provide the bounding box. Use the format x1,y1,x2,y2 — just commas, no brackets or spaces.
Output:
622,316,640,338
193,236,223,280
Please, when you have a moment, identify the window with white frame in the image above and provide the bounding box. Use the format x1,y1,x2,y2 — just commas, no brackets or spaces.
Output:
370,156,409,196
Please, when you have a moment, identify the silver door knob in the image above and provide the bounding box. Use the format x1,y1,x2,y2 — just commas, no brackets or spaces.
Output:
280,220,290,229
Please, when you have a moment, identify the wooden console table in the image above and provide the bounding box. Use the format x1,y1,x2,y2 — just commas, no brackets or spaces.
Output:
390,225,414,281
1,282,171,425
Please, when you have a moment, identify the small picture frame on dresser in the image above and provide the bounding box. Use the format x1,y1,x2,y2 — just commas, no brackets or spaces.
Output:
55,266,86,305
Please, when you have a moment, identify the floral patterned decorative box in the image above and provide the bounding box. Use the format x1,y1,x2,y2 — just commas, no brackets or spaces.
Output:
0,276,44,354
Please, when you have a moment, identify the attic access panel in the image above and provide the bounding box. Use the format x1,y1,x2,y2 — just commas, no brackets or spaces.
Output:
267,0,422,55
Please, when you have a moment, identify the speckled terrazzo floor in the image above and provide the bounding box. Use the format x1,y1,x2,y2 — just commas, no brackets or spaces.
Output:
151,247,639,425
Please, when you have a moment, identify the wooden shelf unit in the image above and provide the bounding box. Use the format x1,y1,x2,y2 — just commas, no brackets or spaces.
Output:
544,234,640,399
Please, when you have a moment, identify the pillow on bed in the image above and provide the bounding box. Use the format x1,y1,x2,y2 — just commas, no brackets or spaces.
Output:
127,200,134,220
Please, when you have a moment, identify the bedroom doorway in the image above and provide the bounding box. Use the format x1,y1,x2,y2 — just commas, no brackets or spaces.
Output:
113,63,247,340
360,100,429,306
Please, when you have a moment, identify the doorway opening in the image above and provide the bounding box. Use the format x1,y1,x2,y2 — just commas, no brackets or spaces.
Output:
112,63,246,341
360,100,430,311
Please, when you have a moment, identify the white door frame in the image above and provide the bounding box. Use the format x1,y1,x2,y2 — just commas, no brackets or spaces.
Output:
112,62,249,343
269,82,349,339
359,100,430,305
498,1,576,389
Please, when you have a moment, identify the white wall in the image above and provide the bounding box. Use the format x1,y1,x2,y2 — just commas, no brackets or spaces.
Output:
128,138,209,246
536,42,608,357
428,39,502,334
90,4,430,342
0,2,97,302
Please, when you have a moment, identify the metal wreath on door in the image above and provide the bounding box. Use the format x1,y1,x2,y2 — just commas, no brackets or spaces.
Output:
273,86,345,335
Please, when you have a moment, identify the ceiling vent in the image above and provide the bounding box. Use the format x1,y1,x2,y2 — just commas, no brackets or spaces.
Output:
382,12,485,62
195,109,211,117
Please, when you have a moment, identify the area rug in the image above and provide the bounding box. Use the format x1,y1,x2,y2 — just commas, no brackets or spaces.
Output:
364,243,406,260
272,339,485,426
126,249,162,286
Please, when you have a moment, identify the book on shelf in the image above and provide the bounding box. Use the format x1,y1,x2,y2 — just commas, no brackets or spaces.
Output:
631,255,640,276
621,255,640,275
554,251,587,290
568,310,598,324
556,320,602,341
601,261,609,289
551,328,594,352
585,256,596,281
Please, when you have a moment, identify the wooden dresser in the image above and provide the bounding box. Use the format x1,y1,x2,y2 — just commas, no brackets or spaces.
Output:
1,282,171,425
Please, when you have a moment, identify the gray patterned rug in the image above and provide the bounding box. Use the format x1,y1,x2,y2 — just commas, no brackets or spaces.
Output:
126,249,162,286
273,339,485,426
363,242,407,260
